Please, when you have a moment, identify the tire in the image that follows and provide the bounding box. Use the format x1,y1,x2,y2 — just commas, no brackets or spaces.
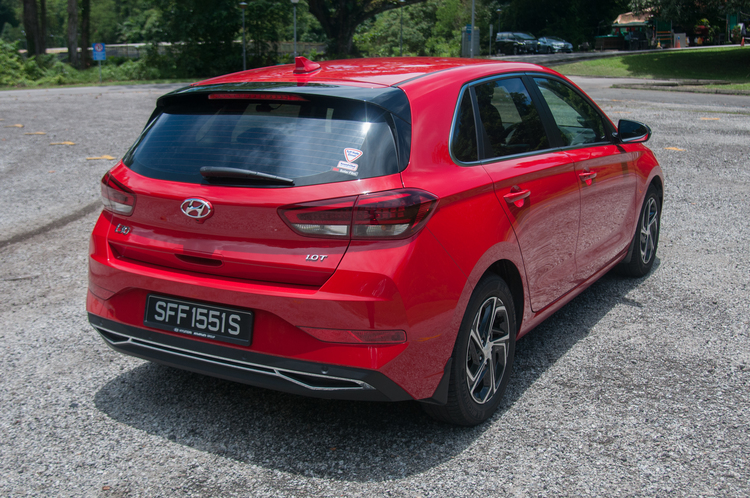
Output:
618,186,661,277
422,275,516,426
512,46,518,55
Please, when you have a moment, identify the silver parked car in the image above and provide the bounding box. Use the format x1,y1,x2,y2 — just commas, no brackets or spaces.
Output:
537,36,573,53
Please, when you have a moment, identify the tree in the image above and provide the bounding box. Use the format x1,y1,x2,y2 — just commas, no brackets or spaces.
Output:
22,0,45,55
355,0,497,57
245,0,291,63
630,0,750,26
0,0,18,31
501,0,630,47
40,0,47,52
307,0,428,57
67,0,78,67
81,0,89,67
150,0,249,76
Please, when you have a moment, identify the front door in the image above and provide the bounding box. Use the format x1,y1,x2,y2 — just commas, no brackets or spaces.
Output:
532,77,637,282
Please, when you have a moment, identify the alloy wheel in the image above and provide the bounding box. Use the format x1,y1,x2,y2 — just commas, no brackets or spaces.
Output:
639,197,659,264
465,296,510,404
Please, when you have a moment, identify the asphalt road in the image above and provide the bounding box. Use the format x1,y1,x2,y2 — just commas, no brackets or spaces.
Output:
1,80,749,497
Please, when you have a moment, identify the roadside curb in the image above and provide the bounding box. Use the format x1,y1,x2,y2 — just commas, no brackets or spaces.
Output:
611,82,750,96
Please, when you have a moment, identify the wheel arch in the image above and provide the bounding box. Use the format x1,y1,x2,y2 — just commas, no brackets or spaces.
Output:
649,175,664,205
482,259,524,334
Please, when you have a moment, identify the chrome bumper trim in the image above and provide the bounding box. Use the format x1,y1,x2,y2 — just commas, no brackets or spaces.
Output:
94,325,376,392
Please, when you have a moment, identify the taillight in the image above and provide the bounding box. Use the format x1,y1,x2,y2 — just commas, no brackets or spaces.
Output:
279,189,438,240
352,190,437,239
100,172,136,216
279,196,356,238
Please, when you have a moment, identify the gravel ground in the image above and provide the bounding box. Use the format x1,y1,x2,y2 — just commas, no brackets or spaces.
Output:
0,82,749,497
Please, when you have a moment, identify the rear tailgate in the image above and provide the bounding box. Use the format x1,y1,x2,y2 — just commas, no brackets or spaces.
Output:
106,163,404,287
101,87,411,287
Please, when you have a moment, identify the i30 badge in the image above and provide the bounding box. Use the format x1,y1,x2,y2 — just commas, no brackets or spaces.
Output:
181,198,213,220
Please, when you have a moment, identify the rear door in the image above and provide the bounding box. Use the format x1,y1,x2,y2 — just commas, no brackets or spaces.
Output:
454,75,581,312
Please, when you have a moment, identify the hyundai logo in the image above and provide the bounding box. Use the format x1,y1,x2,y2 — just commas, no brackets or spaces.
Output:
180,198,213,220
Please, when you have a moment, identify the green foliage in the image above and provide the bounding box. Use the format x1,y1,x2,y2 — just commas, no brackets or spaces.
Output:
280,1,327,44
90,0,120,43
146,0,290,77
356,2,446,56
355,0,498,58
43,0,73,48
117,7,161,43
0,40,164,87
148,0,242,77
0,40,25,86
0,0,17,32
629,0,750,30
1,21,23,43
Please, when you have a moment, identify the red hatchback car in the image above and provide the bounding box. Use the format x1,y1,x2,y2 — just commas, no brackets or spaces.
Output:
88,57,663,426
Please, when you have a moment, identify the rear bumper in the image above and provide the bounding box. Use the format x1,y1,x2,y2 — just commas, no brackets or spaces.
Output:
89,313,413,402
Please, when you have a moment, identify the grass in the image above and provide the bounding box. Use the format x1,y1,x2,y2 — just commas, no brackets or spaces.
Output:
556,47,750,82
704,82,750,91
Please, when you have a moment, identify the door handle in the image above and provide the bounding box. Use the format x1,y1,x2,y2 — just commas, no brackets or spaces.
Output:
503,189,530,208
579,171,597,186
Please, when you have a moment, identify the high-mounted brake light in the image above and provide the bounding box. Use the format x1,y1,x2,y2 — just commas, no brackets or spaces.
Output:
100,171,136,216
208,93,307,102
279,189,438,240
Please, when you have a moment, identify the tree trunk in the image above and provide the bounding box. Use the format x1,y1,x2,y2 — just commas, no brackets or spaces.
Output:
67,0,79,68
81,0,90,68
22,0,40,56
39,0,47,54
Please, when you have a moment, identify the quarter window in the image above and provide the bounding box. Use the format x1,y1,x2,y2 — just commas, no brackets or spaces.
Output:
533,78,607,146
452,90,478,163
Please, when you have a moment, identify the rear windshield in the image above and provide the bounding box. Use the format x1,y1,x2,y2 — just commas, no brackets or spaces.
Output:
124,95,400,187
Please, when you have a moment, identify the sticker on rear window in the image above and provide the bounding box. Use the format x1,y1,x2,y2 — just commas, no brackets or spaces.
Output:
344,148,363,162
333,161,359,176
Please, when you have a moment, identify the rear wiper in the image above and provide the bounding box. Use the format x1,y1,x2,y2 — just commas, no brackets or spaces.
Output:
200,166,295,185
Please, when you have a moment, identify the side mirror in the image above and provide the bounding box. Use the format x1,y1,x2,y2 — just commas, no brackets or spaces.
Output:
617,119,651,143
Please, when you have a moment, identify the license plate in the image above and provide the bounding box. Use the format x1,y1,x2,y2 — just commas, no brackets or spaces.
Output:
144,295,252,346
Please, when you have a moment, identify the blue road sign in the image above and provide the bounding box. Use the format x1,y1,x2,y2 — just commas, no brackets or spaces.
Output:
93,43,106,61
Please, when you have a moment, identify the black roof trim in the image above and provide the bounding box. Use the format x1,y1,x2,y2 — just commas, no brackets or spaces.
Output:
157,82,412,124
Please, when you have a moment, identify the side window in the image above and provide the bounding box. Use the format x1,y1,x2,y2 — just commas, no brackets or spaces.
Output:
475,77,549,159
533,77,607,146
452,89,478,163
